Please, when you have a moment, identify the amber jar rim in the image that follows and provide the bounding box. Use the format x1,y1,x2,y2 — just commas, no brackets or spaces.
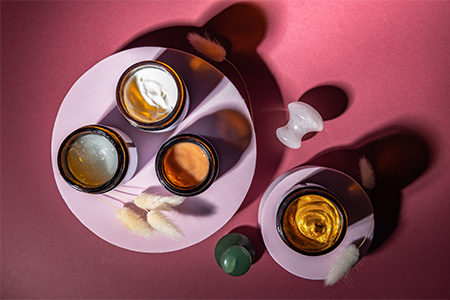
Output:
57,125,129,194
276,185,348,256
155,134,219,196
115,60,187,131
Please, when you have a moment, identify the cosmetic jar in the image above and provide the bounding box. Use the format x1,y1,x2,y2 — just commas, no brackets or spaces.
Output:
57,125,138,194
155,134,219,196
276,185,347,256
116,60,189,132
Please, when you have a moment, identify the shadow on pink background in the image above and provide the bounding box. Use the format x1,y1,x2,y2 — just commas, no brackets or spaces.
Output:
2,1,450,299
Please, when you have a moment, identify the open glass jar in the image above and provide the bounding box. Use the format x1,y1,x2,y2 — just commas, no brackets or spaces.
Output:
57,125,138,194
155,134,219,196
276,184,347,256
116,60,189,132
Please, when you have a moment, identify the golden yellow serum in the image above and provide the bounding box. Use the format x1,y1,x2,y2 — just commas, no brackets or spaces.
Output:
156,134,219,196
116,61,189,132
277,186,347,256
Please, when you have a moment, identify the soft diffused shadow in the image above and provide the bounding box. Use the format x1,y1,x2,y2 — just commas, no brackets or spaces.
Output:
99,47,227,173
99,107,171,174
230,225,265,264
175,198,216,217
116,2,286,210
183,109,252,178
305,125,432,253
299,85,349,121
299,85,349,143
156,50,224,114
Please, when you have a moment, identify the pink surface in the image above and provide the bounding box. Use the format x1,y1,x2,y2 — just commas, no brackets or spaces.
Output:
2,1,450,299
51,47,256,253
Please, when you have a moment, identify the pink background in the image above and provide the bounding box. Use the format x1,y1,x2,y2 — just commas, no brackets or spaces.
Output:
2,1,450,299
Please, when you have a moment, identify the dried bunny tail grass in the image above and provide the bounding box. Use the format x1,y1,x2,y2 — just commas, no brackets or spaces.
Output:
187,32,226,62
134,193,185,211
359,156,376,190
116,207,152,238
146,210,183,239
325,244,360,286
161,195,185,207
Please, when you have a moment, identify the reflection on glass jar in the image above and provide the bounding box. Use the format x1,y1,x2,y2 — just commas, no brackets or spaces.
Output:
156,134,219,196
57,125,138,194
276,185,347,256
116,60,189,132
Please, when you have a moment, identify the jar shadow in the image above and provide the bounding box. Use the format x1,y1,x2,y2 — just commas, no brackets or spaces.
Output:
181,109,252,179
299,84,351,141
230,225,266,264
304,125,432,253
300,84,350,121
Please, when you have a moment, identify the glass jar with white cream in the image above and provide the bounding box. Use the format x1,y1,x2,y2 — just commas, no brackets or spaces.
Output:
116,61,189,132
57,125,138,194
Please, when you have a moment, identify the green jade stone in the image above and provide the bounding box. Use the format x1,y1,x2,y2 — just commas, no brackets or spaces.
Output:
214,233,255,276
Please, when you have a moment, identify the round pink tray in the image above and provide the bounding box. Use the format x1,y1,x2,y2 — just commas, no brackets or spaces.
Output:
258,166,374,280
51,47,256,253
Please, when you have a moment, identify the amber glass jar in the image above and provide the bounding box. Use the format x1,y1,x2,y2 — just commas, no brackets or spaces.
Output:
276,185,347,256
116,60,189,132
57,125,137,194
156,134,219,196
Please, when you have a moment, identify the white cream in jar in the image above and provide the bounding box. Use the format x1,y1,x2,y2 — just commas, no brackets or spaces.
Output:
116,61,189,132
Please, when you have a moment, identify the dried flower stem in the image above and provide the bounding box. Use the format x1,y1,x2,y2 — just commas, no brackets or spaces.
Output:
224,58,253,121
357,214,374,250
90,194,120,210
89,190,185,239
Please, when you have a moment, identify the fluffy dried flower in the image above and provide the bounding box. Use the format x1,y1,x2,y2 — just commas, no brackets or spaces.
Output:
187,32,227,62
147,210,183,239
116,207,152,238
359,156,376,190
134,193,185,211
325,244,360,286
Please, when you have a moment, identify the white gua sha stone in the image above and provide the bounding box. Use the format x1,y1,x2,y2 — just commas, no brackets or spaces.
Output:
276,102,324,149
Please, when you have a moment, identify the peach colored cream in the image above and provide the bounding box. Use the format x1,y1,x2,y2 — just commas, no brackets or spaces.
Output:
163,142,209,188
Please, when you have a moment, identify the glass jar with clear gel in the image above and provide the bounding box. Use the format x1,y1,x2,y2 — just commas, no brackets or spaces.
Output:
276,184,347,256
57,125,138,194
116,60,189,132
155,134,219,196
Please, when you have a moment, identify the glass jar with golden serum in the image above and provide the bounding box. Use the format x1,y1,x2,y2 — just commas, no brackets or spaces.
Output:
277,186,347,256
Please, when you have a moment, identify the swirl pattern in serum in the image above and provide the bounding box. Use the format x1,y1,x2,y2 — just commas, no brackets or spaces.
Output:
278,188,347,256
